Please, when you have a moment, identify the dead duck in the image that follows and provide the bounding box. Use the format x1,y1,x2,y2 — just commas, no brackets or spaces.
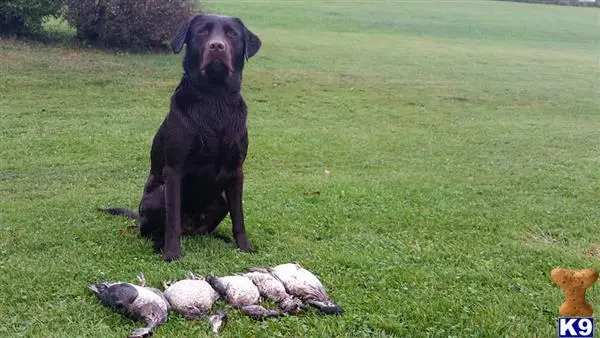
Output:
270,262,342,315
207,274,281,319
88,272,170,338
244,268,303,314
162,272,227,334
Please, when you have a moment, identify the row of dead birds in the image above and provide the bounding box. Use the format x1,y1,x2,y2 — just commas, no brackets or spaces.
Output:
88,262,342,338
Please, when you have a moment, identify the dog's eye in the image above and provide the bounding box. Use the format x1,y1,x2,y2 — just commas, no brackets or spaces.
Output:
198,28,209,36
226,30,238,38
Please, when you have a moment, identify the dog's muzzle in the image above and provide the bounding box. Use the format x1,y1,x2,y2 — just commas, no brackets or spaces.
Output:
201,38,233,76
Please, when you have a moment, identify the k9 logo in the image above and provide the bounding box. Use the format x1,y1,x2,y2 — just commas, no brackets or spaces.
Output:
558,317,594,338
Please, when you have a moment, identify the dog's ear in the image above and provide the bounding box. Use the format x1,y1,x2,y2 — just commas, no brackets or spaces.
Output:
234,18,261,60
244,27,261,60
171,15,200,54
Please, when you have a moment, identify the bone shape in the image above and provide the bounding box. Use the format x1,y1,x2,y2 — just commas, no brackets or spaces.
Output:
551,268,598,317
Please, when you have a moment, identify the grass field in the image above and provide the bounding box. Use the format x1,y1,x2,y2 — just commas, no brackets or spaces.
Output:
1,0,599,337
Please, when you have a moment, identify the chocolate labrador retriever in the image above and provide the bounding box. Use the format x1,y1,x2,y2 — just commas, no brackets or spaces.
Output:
98,13,261,261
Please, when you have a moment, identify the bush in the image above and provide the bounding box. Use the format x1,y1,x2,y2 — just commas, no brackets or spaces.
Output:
0,0,65,35
65,0,199,50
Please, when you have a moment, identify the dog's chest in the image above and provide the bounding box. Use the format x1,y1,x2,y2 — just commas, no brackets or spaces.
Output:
185,131,246,182
174,97,248,182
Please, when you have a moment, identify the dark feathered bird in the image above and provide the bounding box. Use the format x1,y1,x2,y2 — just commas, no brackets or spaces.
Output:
88,272,170,338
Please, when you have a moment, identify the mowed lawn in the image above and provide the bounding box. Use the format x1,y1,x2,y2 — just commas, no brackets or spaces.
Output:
1,0,599,336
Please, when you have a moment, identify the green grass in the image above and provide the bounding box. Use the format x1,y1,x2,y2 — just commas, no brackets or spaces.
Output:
1,0,599,336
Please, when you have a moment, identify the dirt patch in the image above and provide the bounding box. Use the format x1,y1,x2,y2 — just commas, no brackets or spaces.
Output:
520,228,561,246
582,244,600,258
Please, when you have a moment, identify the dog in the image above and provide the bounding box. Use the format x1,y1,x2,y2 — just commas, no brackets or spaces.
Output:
98,13,262,261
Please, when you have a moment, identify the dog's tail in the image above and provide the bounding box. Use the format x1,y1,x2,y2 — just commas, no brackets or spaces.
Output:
96,207,141,222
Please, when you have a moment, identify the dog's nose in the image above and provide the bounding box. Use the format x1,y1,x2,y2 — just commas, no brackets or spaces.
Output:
208,40,226,52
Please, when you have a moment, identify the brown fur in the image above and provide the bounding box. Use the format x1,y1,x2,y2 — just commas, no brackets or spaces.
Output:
98,14,262,261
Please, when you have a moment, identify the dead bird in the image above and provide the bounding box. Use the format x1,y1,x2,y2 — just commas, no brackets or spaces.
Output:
207,274,281,319
244,268,303,314
270,262,343,315
88,272,170,338
162,272,220,319
162,272,227,334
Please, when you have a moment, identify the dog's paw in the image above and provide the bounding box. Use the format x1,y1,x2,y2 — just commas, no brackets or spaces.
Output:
236,237,256,253
162,251,181,262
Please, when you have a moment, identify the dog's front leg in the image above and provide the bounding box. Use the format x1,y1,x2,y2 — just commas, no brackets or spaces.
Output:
163,166,182,261
225,168,255,252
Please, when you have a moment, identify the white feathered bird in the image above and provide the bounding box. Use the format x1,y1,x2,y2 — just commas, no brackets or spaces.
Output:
162,272,227,333
207,274,281,319
270,262,342,315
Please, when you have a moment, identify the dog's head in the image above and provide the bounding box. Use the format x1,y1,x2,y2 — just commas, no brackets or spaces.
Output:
170,14,261,86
